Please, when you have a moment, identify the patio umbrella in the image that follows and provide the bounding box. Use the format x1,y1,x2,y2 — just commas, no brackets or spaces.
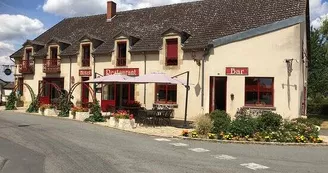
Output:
133,72,187,85
84,73,134,83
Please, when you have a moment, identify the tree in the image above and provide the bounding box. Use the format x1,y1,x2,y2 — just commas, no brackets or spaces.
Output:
308,25,328,99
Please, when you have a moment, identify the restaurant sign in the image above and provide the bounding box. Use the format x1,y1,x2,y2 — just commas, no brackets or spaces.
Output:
79,69,92,76
104,68,139,76
226,67,249,75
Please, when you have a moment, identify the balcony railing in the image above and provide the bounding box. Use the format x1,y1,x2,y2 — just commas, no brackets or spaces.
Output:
18,59,34,74
43,59,61,73
117,57,126,66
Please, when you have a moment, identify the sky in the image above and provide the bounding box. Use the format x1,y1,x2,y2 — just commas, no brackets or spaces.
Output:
0,0,326,65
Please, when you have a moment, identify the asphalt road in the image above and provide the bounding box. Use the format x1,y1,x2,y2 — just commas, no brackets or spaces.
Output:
0,111,327,173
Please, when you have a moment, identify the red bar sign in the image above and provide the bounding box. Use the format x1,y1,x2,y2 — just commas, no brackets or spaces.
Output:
226,67,249,75
104,68,139,76
79,69,92,76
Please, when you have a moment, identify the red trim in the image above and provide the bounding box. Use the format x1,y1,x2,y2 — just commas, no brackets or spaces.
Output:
25,48,32,61
155,84,177,104
81,77,90,107
166,38,178,66
82,44,90,67
117,42,127,66
244,77,274,107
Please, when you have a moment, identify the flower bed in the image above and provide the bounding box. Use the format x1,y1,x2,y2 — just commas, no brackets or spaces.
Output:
183,110,324,144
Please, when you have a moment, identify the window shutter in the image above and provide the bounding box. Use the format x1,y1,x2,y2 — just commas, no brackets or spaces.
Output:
166,39,178,59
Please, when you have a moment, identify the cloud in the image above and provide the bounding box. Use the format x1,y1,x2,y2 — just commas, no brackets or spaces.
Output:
42,0,198,17
0,14,45,41
310,0,328,28
0,14,45,64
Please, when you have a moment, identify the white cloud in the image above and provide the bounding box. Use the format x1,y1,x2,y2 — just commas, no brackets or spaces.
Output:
0,14,45,41
0,14,45,64
310,0,328,28
42,0,198,17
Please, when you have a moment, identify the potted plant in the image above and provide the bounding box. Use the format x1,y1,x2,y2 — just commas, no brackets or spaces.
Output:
70,106,89,121
110,110,135,129
39,104,57,116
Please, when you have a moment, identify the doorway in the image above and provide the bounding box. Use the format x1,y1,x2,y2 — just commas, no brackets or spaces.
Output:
39,78,64,105
81,77,90,107
210,77,227,112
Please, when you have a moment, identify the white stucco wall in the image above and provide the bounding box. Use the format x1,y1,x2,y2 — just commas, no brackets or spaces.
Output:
15,23,306,120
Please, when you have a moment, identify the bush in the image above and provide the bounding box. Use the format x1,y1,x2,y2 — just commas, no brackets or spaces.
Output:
210,110,231,134
293,117,323,126
257,112,282,131
228,116,257,137
85,100,105,122
195,114,213,135
5,92,17,110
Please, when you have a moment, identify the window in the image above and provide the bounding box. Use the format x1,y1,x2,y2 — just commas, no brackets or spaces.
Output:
50,47,58,59
117,42,127,66
82,44,90,67
166,38,178,66
245,77,274,106
155,84,177,104
25,49,32,60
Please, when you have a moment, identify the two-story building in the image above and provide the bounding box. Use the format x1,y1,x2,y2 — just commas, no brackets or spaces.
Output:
10,0,310,120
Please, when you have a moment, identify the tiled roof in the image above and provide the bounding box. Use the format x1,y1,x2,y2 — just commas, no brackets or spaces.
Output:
10,0,307,58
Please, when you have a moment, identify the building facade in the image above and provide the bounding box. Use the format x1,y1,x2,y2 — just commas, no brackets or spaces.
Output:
10,0,310,120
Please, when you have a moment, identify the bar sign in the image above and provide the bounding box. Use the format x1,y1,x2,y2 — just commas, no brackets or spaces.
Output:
79,69,92,76
226,67,249,75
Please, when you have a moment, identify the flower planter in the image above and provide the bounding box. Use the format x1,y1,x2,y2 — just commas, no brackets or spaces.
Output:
68,111,76,119
74,112,90,121
40,108,57,116
117,119,135,129
106,117,118,127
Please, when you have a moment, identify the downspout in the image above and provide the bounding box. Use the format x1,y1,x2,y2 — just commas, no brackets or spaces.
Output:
143,51,147,105
93,54,96,98
69,56,72,89
201,49,206,108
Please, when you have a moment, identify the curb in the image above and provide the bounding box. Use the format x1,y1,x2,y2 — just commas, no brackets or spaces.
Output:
0,156,8,171
172,136,328,147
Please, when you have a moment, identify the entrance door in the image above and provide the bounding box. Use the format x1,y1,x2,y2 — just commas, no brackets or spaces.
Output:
39,78,64,105
115,84,135,107
81,77,89,107
210,77,227,112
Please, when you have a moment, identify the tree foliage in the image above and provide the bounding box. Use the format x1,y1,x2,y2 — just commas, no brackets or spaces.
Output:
308,23,328,99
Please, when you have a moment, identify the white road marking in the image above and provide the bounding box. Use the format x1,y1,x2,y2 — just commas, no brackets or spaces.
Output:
154,138,171,142
169,143,189,147
188,148,210,152
212,154,236,160
240,163,269,170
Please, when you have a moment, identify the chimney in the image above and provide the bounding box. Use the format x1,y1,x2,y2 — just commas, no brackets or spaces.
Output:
107,1,116,22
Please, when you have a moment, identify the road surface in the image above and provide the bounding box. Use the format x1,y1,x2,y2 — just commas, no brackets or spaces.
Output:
0,111,327,173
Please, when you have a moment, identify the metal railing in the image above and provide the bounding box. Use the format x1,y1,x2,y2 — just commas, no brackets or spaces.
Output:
43,59,61,73
18,59,34,74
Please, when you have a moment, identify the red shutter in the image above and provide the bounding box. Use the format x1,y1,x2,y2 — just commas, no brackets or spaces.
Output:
166,39,178,59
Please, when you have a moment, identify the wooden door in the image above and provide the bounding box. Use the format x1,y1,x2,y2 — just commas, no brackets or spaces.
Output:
81,77,89,107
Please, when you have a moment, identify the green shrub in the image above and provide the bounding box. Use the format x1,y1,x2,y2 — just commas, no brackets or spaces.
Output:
257,112,282,131
210,110,231,134
85,100,105,122
5,92,17,110
228,116,258,137
293,117,323,126
195,114,213,135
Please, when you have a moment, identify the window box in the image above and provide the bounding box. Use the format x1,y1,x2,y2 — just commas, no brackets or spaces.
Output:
39,108,57,116
75,112,90,121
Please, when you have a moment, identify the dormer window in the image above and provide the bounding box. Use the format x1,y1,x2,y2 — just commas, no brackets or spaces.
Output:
117,41,127,66
25,48,32,60
50,47,58,59
82,44,90,67
166,38,178,66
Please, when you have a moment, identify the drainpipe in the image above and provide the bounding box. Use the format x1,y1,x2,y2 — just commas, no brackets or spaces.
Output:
201,49,206,108
143,51,147,105
93,54,96,97
69,56,72,89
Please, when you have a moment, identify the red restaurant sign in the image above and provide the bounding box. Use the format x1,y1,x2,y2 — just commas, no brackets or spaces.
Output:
104,68,139,76
79,69,92,76
226,67,249,75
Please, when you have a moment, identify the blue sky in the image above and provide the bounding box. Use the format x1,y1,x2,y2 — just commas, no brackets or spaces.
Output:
0,0,326,65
